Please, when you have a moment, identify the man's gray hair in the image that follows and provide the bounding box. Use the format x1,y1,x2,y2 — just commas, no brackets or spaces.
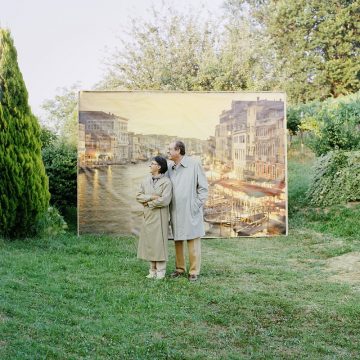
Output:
174,140,186,155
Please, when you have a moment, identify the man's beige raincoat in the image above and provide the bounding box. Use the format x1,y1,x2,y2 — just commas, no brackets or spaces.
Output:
167,156,208,240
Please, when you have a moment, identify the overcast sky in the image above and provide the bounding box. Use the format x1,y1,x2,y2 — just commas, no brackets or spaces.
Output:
0,0,225,118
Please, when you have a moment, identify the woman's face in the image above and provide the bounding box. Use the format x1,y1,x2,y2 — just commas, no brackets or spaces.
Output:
149,161,161,175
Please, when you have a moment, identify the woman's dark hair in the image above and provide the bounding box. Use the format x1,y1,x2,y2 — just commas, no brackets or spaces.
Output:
174,140,186,155
153,156,168,174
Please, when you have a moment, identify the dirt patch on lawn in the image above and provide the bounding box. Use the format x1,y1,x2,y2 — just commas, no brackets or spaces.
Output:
326,252,360,284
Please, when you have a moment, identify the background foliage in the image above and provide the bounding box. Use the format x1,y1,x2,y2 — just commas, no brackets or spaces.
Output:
41,140,77,212
41,84,79,147
287,91,360,155
305,95,360,156
225,0,360,103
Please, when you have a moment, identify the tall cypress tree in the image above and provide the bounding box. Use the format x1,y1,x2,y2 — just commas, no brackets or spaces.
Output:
0,29,50,238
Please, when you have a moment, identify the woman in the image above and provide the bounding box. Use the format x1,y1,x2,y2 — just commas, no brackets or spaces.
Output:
136,156,172,279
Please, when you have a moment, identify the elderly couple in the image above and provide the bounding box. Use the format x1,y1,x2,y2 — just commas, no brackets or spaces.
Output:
136,140,208,281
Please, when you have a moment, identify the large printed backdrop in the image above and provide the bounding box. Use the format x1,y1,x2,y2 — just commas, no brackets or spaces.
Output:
78,91,287,238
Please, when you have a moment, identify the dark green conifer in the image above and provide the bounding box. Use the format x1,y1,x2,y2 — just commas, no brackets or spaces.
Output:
0,29,50,238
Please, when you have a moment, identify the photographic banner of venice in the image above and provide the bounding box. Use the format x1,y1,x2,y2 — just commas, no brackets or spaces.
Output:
78,91,287,238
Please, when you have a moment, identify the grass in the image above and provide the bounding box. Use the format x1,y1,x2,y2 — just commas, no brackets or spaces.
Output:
1,149,360,359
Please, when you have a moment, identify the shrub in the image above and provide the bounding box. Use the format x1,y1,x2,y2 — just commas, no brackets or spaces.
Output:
35,206,68,237
0,29,50,238
42,141,77,211
307,150,360,206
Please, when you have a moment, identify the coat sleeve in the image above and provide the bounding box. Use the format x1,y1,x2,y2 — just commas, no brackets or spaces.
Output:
136,182,152,204
147,180,172,209
195,162,208,208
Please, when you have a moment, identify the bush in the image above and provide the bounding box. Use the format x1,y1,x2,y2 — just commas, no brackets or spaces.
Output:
307,150,360,206
35,206,68,237
287,92,360,156
306,99,360,156
42,141,77,211
40,126,57,149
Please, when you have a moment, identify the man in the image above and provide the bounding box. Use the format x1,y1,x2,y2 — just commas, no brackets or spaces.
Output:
167,140,208,281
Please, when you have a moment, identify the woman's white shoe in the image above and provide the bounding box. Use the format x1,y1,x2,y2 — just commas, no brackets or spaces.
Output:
145,270,156,279
156,270,166,279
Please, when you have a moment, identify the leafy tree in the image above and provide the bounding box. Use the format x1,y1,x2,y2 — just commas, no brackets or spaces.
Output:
219,4,281,92
100,6,221,91
0,29,50,238
225,0,360,103
287,100,322,139
41,84,79,146
100,5,273,92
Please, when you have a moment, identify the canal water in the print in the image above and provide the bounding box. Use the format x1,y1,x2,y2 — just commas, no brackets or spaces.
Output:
78,162,286,237
78,162,149,235
78,162,219,237
78,162,224,237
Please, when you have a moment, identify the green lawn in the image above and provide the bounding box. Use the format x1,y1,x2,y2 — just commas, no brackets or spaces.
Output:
1,156,360,359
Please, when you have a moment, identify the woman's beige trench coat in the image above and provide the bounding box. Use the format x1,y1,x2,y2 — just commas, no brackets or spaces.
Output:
136,175,172,261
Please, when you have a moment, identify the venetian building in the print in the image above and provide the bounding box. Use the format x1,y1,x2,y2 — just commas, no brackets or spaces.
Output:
232,101,255,179
128,132,141,162
215,108,233,165
210,98,286,237
215,99,285,183
253,101,285,182
79,111,129,165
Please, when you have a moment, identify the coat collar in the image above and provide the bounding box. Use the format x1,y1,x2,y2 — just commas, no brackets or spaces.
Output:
147,174,167,188
178,155,189,168
168,155,189,172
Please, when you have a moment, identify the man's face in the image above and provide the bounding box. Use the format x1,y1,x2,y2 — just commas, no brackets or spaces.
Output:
167,143,179,161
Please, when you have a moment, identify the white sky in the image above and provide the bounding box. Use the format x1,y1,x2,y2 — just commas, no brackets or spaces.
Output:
0,0,225,118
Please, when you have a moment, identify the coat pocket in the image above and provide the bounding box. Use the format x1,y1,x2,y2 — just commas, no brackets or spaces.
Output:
190,197,201,216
